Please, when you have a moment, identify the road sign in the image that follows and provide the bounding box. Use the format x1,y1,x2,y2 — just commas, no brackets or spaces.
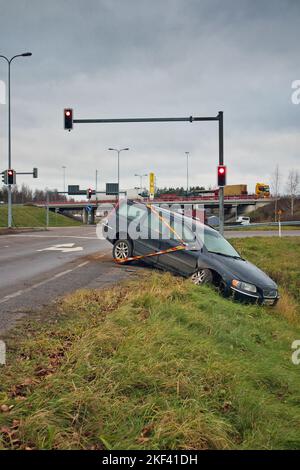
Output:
68,185,80,195
106,183,119,195
149,172,155,199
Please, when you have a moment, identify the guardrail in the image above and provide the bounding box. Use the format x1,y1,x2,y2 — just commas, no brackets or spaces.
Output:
225,221,300,229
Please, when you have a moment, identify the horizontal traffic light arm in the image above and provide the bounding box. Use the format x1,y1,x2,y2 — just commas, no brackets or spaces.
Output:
73,115,220,124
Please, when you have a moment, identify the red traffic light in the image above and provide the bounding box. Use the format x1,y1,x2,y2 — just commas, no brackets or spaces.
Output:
64,108,73,130
7,169,16,185
217,165,226,187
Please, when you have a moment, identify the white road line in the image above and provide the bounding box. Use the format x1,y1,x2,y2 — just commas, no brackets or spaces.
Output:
8,234,98,240
0,260,90,305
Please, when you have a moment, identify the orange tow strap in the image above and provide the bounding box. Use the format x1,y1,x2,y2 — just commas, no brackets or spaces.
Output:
115,244,186,264
115,205,186,264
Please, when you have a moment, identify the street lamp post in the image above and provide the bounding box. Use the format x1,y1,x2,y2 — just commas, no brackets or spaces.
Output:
0,52,32,228
62,165,66,195
108,148,129,200
134,173,148,192
185,151,189,196
95,169,98,198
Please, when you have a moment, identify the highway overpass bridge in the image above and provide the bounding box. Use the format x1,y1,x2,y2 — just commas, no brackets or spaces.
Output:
35,195,271,224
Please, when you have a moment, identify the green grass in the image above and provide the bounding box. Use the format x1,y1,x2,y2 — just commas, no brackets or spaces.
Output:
231,237,300,304
0,238,300,450
0,205,81,228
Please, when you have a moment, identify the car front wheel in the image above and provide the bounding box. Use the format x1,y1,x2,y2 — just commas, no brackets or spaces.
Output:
190,268,213,286
113,239,133,262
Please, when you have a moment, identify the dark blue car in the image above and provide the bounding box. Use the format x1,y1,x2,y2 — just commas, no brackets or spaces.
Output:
103,200,279,306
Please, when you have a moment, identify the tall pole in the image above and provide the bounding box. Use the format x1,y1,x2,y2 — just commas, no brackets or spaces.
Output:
0,52,32,228
117,150,120,201
108,147,129,201
7,60,12,227
218,111,224,235
95,169,98,199
62,166,66,194
185,151,189,196
46,190,49,228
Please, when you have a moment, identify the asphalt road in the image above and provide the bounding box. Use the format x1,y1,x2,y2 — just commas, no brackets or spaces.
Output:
0,226,138,334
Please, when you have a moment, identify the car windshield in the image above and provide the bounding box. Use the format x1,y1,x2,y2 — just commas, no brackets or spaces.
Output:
202,229,241,258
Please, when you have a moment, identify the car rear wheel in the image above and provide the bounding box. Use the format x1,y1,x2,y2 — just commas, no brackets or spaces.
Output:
113,239,133,262
190,268,213,286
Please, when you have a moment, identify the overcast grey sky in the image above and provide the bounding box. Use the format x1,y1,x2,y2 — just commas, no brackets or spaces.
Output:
0,0,299,194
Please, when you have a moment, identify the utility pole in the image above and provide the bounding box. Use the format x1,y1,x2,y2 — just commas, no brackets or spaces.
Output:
62,166,66,195
185,152,189,196
95,169,99,200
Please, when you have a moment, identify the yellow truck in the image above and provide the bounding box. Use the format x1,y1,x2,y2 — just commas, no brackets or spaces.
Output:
223,184,248,196
255,183,270,198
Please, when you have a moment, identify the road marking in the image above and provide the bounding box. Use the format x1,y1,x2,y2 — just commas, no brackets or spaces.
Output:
10,234,98,240
37,243,83,253
0,261,90,305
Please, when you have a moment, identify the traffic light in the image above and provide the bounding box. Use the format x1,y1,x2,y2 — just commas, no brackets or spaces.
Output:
7,169,16,185
64,108,73,130
87,188,93,199
1,171,5,184
217,165,226,187
33,167,38,178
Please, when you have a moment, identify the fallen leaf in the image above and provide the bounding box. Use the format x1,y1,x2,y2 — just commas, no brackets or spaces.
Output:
0,404,10,413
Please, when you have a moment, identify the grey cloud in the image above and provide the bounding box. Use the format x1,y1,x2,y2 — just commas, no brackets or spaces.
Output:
0,0,299,194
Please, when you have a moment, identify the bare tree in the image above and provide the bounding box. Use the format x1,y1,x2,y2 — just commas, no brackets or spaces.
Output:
286,169,299,216
271,165,281,222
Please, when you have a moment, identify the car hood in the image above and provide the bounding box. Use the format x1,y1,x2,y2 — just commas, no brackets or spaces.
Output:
207,253,277,288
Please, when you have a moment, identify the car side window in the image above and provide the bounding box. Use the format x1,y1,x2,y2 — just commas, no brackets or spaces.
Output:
118,203,147,221
158,215,195,243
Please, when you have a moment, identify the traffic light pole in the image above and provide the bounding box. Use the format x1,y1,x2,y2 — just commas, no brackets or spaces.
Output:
218,111,224,235
70,111,225,234
7,60,12,228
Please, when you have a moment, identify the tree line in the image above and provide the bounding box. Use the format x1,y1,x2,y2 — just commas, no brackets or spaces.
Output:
0,184,67,204
271,167,299,219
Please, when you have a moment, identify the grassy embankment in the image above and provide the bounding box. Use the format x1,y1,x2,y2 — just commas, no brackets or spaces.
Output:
0,237,300,450
0,205,81,228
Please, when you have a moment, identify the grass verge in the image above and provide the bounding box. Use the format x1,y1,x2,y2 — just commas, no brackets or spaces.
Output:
0,205,81,228
0,237,300,450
